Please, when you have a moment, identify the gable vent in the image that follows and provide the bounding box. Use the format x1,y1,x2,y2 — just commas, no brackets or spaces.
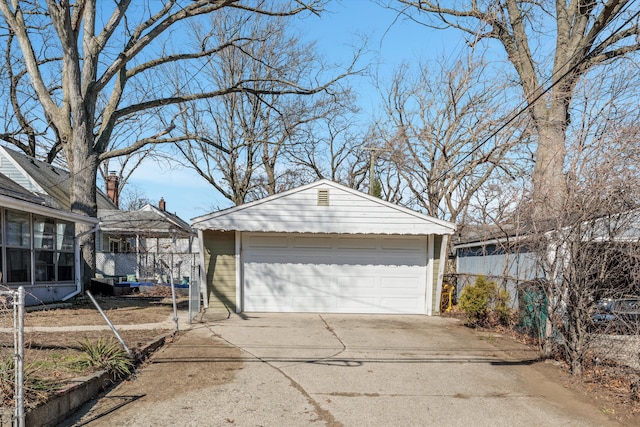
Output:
317,189,330,206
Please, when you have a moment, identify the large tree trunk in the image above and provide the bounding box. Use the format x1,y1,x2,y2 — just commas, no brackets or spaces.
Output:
530,91,571,222
532,120,568,221
67,117,99,288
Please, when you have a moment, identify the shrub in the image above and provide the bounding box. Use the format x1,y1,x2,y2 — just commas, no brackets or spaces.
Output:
459,276,511,327
495,288,512,325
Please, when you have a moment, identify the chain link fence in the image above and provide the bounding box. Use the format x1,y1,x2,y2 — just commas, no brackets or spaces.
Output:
96,251,198,284
1,287,25,427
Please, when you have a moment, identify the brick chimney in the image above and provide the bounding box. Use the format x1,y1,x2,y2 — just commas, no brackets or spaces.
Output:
159,197,166,211
106,171,119,208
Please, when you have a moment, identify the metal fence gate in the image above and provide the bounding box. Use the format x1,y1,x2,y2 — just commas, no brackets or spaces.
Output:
1,287,25,427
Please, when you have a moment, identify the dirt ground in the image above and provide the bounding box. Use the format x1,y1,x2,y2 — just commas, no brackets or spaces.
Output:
0,294,181,408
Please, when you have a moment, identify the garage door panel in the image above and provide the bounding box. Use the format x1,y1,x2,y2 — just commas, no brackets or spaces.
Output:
290,296,333,311
380,275,423,290
289,253,334,265
336,275,376,290
381,237,423,250
242,233,427,314
335,297,377,312
247,234,288,247
337,236,377,250
337,255,380,266
293,235,333,248
379,297,424,312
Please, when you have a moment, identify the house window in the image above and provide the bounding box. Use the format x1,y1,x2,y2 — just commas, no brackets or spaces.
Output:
57,252,74,281
57,222,74,252
6,210,30,247
109,238,120,253
56,220,74,282
106,237,134,253
6,248,31,283
34,216,55,282
5,210,31,283
2,210,75,284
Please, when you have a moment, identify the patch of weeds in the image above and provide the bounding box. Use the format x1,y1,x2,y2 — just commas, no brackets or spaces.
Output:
1,356,58,409
480,334,497,344
72,338,134,379
601,407,616,415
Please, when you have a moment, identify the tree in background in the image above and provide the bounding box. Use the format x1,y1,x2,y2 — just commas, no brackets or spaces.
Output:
372,56,532,222
0,1,343,282
482,65,640,376
172,8,359,205
393,0,640,221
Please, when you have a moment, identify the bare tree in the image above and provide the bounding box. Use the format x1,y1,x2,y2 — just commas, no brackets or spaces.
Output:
0,1,344,281
0,31,60,160
526,169,640,375
392,0,640,220
286,94,369,189
173,9,358,205
374,56,531,222
505,66,640,376
118,183,153,212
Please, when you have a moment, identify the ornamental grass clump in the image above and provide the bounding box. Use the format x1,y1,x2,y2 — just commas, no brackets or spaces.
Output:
75,338,133,379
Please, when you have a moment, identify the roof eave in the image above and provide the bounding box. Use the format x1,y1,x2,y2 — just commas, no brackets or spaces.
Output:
0,194,99,224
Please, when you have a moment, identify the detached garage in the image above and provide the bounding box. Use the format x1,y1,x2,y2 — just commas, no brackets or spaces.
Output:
192,180,455,315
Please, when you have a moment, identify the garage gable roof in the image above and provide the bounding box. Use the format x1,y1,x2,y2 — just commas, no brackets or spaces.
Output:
192,179,455,235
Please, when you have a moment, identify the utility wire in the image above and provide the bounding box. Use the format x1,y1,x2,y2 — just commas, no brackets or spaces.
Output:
432,1,640,183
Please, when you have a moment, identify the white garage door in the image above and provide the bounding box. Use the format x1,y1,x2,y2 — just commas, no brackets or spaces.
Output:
242,233,428,314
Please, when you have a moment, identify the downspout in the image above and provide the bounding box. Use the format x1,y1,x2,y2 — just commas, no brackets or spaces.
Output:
197,229,208,309
136,233,140,279
62,222,100,301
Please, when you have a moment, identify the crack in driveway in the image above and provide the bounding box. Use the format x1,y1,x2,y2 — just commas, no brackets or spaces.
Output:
206,316,347,426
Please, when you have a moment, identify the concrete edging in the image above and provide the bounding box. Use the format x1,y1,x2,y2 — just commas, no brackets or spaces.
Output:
16,333,169,427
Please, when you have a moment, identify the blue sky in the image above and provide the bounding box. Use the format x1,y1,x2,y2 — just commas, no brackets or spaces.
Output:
126,1,466,221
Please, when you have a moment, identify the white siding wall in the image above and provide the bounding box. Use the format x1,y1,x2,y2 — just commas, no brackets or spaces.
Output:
0,151,43,194
194,182,454,236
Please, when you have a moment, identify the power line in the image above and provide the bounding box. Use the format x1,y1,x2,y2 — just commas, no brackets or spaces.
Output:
432,2,640,183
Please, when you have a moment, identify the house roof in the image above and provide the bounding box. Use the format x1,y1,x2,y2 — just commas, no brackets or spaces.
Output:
0,145,116,210
192,179,456,235
0,172,99,224
99,204,194,236
454,209,640,249
0,172,47,205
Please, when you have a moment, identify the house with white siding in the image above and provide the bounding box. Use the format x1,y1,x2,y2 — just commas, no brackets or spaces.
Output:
97,200,198,283
192,179,456,315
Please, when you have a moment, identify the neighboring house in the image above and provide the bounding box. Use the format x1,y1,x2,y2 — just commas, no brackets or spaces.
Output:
0,145,196,302
453,225,541,306
192,179,456,315
454,213,640,305
97,199,198,283
0,171,99,305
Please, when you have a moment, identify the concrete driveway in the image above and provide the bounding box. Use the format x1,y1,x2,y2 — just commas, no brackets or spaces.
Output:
63,313,618,426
